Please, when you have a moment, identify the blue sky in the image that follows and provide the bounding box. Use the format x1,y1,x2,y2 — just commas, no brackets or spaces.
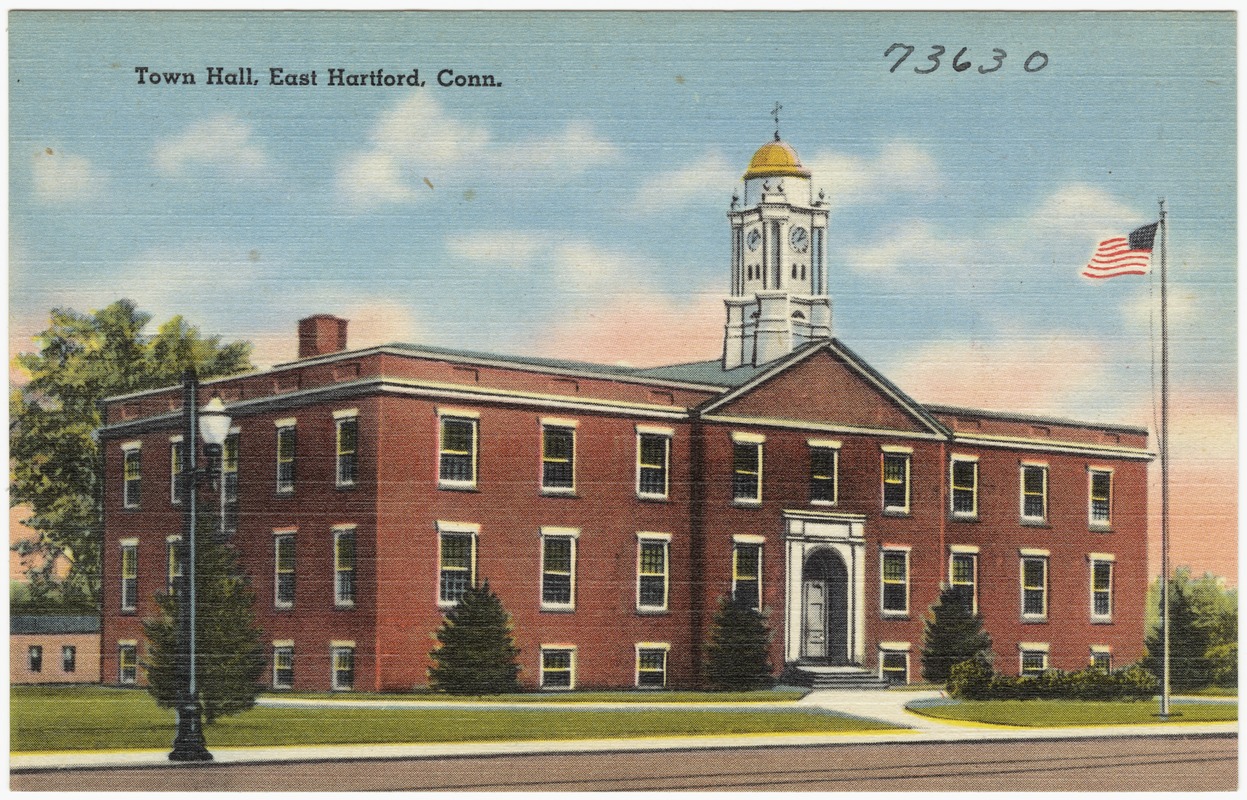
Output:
9,11,1237,576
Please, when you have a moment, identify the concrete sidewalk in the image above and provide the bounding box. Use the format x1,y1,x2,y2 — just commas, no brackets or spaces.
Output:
11,690,1236,772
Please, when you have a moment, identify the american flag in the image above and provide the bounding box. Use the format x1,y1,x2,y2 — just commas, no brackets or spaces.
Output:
1082,222,1159,279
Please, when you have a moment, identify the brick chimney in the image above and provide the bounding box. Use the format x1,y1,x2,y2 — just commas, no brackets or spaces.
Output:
298,314,349,359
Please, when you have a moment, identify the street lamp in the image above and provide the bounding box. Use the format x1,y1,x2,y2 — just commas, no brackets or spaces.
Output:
169,369,230,762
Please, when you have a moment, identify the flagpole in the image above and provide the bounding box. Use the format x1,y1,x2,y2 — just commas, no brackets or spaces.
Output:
1158,197,1171,719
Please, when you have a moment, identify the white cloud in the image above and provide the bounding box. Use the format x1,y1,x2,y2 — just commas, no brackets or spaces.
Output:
842,220,982,277
805,140,946,209
154,115,273,177
630,152,738,213
337,96,617,208
30,148,104,203
445,231,543,265
1029,183,1144,241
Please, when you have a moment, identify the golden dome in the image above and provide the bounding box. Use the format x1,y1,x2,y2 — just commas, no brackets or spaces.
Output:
743,138,811,180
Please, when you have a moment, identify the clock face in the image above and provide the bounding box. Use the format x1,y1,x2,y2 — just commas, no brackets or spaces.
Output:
789,226,809,253
746,229,762,251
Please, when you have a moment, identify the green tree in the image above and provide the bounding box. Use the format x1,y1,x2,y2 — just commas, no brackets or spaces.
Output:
10,300,252,601
428,582,521,694
921,585,993,684
142,517,266,724
1143,569,1236,692
703,596,774,691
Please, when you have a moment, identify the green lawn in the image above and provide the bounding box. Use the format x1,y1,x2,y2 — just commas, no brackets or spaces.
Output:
268,688,808,703
11,686,893,753
910,699,1238,727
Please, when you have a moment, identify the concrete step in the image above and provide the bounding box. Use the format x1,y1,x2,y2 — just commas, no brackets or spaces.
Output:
784,663,892,690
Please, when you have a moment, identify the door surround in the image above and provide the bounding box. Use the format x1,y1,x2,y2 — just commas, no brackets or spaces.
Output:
783,510,866,666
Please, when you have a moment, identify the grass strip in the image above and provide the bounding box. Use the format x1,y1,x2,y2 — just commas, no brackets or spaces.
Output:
910,699,1237,727
266,689,808,703
12,686,892,753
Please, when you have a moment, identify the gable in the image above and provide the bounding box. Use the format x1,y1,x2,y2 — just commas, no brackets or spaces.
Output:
703,347,936,434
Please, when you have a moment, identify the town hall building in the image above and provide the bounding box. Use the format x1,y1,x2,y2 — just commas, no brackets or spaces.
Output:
99,134,1151,692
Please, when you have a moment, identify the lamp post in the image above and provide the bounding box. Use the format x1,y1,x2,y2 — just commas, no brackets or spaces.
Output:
169,369,230,762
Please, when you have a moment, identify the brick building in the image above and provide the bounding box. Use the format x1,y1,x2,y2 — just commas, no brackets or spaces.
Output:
99,137,1151,691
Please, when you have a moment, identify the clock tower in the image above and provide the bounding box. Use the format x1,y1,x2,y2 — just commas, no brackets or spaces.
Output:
722,133,831,369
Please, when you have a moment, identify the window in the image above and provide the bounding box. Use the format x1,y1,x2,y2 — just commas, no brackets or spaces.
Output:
166,536,183,596
540,647,575,690
1090,556,1114,621
272,644,294,689
122,444,142,509
1090,647,1112,671
1020,464,1047,522
120,540,138,611
1020,646,1049,677
1021,554,1048,620
118,643,138,684
335,413,358,487
882,450,911,513
276,422,296,493
636,429,671,499
879,646,909,685
334,527,356,607
949,551,978,613
637,535,670,612
541,422,575,492
274,532,296,608
950,457,978,517
636,644,669,688
438,525,477,606
331,644,354,691
28,645,42,673
809,441,839,504
222,432,239,504
540,529,576,609
732,436,763,503
732,541,762,611
438,415,477,487
881,549,909,615
62,645,76,673
170,439,185,505
1089,469,1112,527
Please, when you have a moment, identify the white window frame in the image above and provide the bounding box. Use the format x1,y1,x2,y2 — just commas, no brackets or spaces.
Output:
949,546,979,615
334,409,359,488
122,442,142,509
731,432,765,505
333,525,356,608
275,419,296,494
272,641,294,689
166,535,182,596
1088,467,1113,528
1089,553,1115,622
169,436,184,505
1019,642,1050,677
540,418,577,494
636,426,672,500
808,439,840,506
949,455,978,518
437,409,479,490
878,642,911,685
437,521,479,607
28,644,42,673
880,547,910,616
731,535,764,612
1020,462,1048,523
539,527,578,611
62,644,76,674
540,645,577,690
222,428,240,505
636,532,671,613
1090,645,1112,671
1020,550,1049,621
331,641,355,691
118,640,138,685
635,642,670,688
881,446,912,514
274,529,296,609
120,538,138,612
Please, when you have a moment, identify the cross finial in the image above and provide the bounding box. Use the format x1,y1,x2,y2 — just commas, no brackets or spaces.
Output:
771,102,782,141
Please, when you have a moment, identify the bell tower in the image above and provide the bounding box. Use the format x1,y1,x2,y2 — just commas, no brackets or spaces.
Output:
723,114,831,369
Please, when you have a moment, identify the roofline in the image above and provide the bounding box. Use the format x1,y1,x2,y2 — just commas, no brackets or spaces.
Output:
926,403,1150,437
824,339,951,437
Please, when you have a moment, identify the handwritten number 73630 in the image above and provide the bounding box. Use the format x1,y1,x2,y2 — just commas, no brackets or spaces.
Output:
885,44,1048,74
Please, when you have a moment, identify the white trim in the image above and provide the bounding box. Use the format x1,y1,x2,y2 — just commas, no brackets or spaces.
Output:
333,527,357,609
540,422,577,495
119,537,139,546
1090,556,1115,622
121,440,142,451
117,639,138,646
881,444,914,454
949,544,980,554
168,434,183,443
437,526,478,608
539,645,578,691
635,430,671,500
539,531,577,612
437,406,481,419
273,530,296,610
1020,554,1049,621
948,550,979,615
271,639,294,648
636,424,675,436
880,548,910,617
438,415,478,489
732,534,766,545
806,438,842,449
949,455,979,518
1020,459,1049,468
437,520,481,535
332,408,358,419
701,413,944,441
1090,644,1112,653
1018,641,1050,652
1088,552,1117,562
1019,548,1050,557
540,526,581,538
274,417,297,428
540,416,579,428
878,641,912,651
881,450,911,514
1088,467,1114,528
1019,463,1049,522
330,640,356,648
950,453,979,462
637,531,672,542
635,536,670,613
635,641,671,650
228,425,241,435
954,433,1152,460
731,431,766,444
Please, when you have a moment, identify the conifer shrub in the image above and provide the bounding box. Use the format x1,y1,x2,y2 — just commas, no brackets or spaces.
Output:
703,596,774,691
428,581,522,695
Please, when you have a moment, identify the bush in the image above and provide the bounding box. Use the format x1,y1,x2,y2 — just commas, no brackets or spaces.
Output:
703,596,774,691
921,586,992,684
947,655,993,700
945,657,1158,702
428,581,521,695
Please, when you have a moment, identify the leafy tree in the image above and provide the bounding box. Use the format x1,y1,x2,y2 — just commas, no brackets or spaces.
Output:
921,585,993,684
10,300,252,601
1143,569,1236,692
703,596,774,691
428,582,521,694
142,517,266,724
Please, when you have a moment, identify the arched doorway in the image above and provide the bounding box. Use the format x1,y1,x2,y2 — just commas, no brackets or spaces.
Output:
802,549,849,664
